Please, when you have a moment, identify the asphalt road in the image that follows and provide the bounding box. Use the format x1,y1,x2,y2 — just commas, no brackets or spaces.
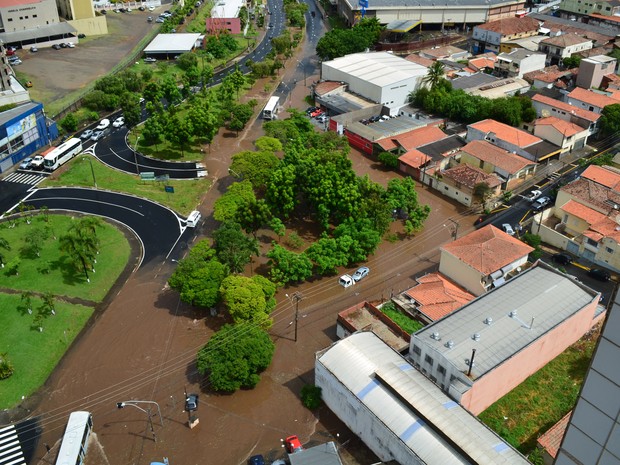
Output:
23,188,184,266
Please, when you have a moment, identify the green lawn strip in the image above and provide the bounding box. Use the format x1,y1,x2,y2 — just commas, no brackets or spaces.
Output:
0,293,93,409
0,215,130,302
380,302,424,333
479,333,597,455
41,155,210,216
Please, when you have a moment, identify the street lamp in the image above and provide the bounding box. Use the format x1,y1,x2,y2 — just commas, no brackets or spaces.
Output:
285,292,303,342
133,135,141,175
116,400,164,442
228,167,242,179
82,156,97,188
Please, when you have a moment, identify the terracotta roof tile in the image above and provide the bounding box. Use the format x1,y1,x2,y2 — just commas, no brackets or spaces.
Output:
377,125,447,152
560,177,620,213
405,54,435,67
540,33,592,48
537,412,572,458
399,149,431,168
476,16,540,35
560,199,608,224
589,12,620,23
532,94,601,122
469,119,542,148
314,81,344,96
460,140,534,175
581,164,620,190
535,116,587,137
568,87,620,109
468,56,497,71
523,65,577,84
404,273,475,321
442,164,503,190
441,225,534,275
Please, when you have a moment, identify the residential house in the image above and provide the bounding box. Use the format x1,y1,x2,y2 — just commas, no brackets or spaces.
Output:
472,16,541,54
558,0,620,20
538,34,593,66
438,224,533,296
536,164,620,271
533,116,590,153
419,45,469,62
379,125,447,156
395,273,475,324
529,12,618,48
531,93,601,135
495,49,547,79
467,54,497,73
523,65,578,90
414,135,467,182
576,54,617,89
500,35,547,54
404,53,435,68
587,11,620,30
436,164,502,207
567,86,620,113
410,262,601,415
458,140,537,190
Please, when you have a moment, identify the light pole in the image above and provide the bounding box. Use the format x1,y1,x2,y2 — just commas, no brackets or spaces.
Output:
133,135,141,175
82,156,97,188
445,218,459,240
116,400,164,442
286,292,303,342
228,167,242,179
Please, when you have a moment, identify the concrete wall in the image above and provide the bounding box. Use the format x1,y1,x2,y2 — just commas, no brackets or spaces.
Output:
460,296,599,414
433,176,475,207
69,16,108,36
567,95,603,114
439,249,485,296
534,124,588,153
0,0,59,32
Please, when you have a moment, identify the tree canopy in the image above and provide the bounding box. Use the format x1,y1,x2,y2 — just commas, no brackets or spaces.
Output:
212,221,259,273
600,103,620,137
316,18,384,61
219,275,276,327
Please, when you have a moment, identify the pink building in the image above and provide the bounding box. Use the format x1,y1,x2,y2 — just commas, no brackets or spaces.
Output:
205,17,241,35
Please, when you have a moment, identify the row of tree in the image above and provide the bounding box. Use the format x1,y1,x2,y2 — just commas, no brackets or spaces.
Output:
316,18,384,61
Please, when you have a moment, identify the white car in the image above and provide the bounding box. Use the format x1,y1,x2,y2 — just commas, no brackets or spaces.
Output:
339,274,354,288
66,42,75,48
30,155,45,170
148,5,155,11
96,118,110,130
90,130,105,141
19,158,33,169
501,224,515,236
352,266,369,282
112,116,125,128
80,129,94,140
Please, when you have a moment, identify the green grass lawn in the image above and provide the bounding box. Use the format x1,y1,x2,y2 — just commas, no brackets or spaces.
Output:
0,293,93,409
479,329,598,456
380,302,424,334
0,214,130,302
42,155,210,216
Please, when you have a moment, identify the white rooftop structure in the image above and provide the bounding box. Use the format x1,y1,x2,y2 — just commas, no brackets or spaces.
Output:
316,332,531,465
210,0,244,18
144,33,202,55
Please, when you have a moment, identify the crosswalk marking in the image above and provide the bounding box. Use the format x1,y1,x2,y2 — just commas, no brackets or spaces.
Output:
0,424,26,465
2,172,47,186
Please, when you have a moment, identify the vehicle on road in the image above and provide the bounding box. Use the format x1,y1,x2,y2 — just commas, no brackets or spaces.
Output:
30,46,38,52
552,252,572,265
112,116,125,128
186,210,202,227
532,196,551,211
144,57,157,62
248,455,265,465
524,189,543,201
352,266,369,282
80,129,93,140
501,223,515,236
30,155,45,170
284,435,304,454
139,5,146,10
262,96,280,120
588,268,611,281
96,118,110,130
57,412,93,465
339,274,354,288
311,109,323,117
43,138,83,171
147,16,153,22
185,394,199,411
52,44,61,50
66,42,75,48
90,130,105,141
155,16,165,22
19,158,33,169
148,5,155,10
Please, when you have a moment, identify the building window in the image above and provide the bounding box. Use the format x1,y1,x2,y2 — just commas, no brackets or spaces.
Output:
424,355,434,366
430,375,437,383
412,344,421,355
563,214,568,223
438,365,446,375
586,237,599,247
8,18,12,21
606,247,614,254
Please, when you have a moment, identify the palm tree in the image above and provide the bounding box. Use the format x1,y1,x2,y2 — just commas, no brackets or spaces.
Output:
60,231,96,283
0,237,10,268
422,61,446,90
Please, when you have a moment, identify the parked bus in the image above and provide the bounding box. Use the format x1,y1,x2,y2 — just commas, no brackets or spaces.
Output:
55,411,93,465
43,138,83,171
262,96,280,120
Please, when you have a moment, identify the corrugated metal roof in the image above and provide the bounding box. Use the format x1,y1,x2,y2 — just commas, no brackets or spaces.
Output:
144,33,202,53
317,332,531,465
0,22,75,44
414,263,598,380
289,442,343,465
323,52,427,88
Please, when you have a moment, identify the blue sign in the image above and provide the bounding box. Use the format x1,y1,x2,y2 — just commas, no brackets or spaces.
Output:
165,185,174,193
361,6,366,16
359,0,368,7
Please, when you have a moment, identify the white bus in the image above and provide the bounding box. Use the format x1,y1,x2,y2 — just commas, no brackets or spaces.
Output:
55,411,93,465
43,138,83,171
262,96,280,120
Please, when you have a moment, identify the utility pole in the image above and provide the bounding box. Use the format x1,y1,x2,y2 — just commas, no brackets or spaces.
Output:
446,218,459,240
116,400,164,442
287,292,303,342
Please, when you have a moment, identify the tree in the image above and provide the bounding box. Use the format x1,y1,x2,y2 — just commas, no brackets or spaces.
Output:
255,136,283,152
120,92,142,128
212,221,259,273
0,352,14,380
33,292,56,332
562,55,582,69
267,244,313,285
301,384,322,410
196,323,275,392
304,237,350,275
265,164,297,219
269,217,286,242
166,115,193,156
213,180,256,222
228,117,245,136
236,199,272,238
59,231,96,282
600,104,620,137
60,113,78,132
227,66,246,99
22,227,49,258
378,151,399,169
0,237,10,268
423,61,445,90
20,291,34,315
177,52,199,71
230,150,280,191
219,275,273,326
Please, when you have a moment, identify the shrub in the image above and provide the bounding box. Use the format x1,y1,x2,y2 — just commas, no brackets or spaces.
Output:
378,151,399,169
0,353,14,380
301,384,322,410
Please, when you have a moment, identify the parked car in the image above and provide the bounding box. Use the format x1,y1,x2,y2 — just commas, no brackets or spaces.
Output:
524,190,542,202
552,252,572,266
310,109,323,118
339,274,354,288
112,116,125,128
126,7,132,12
59,42,68,48
144,57,157,63
30,155,45,170
138,5,146,11
501,223,515,236
30,46,38,52
148,5,155,10
317,114,328,124
80,129,94,140
352,266,369,282
78,33,86,38
185,393,199,411
90,130,105,141
532,196,551,211
248,455,265,465
588,268,611,281
155,17,165,23
305,106,318,114
96,118,110,130
284,435,304,454
52,44,61,50
19,158,33,169
100,9,107,14
147,16,153,22
9,58,22,65
66,42,75,48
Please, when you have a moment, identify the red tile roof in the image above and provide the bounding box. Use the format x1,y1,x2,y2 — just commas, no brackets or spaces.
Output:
568,87,620,109
469,119,541,148
540,33,592,48
537,412,571,459
535,116,587,138
589,12,620,23
460,140,534,175
468,56,497,71
377,125,446,152
441,225,534,275
581,165,620,190
561,177,620,213
523,65,577,84
441,164,502,190
399,149,431,169
560,199,608,225
404,273,475,321
405,54,435,67
313,81,344,96
532,94,601,122
476,16,540,35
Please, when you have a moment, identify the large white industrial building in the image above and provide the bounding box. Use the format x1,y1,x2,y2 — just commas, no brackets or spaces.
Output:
315,331,531,465
321,51,427,112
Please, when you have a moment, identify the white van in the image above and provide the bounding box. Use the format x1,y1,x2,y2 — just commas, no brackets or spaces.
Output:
186,210,202,227
339,274,354,288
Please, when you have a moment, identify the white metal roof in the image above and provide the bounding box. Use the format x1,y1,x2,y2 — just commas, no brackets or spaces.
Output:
210,0,244,18
414,263,599,380
323,52,427,88
317,332,530,465
144,33,202,54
